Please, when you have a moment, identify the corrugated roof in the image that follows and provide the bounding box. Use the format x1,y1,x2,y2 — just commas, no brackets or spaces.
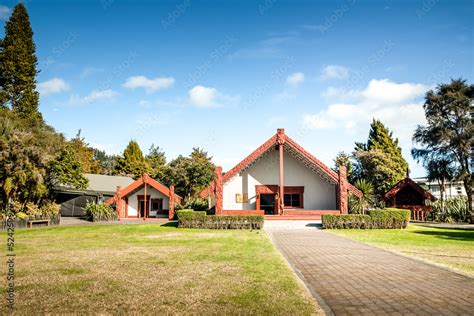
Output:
56,174,135,195
84,174,135,194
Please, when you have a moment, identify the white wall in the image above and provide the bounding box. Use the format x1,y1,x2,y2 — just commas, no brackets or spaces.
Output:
127,186,169,217
223,149,337,210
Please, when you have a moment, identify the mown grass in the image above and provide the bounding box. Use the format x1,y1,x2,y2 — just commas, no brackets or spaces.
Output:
0,224,320,315
330,224,474,276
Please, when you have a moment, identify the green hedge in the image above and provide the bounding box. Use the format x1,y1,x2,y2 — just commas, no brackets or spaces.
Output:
176,210,263,229
368,209,410,229
322,208,410,229
321,214,372,229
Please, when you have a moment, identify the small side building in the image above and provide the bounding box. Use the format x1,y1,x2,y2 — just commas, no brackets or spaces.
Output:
105,174,182,220
384,177,436,221
54,173,134,217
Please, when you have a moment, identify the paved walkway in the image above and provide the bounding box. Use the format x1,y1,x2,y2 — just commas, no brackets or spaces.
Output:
268,229,474,315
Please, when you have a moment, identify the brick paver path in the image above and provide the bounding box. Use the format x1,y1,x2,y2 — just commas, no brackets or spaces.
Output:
268,229,474,315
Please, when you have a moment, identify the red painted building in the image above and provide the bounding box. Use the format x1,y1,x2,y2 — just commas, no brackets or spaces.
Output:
105,174,182,220
384,177,436,221
201,128,362,219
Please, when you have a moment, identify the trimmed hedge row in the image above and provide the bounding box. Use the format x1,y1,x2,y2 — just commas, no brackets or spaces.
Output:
322,209,410,229
176,210,264,229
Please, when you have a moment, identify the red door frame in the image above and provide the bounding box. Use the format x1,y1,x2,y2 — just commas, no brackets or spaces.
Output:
137,195,151,218
255,185,279,214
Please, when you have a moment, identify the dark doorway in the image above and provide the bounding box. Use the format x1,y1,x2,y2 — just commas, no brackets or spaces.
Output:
260,194,276,215
139,200,149,218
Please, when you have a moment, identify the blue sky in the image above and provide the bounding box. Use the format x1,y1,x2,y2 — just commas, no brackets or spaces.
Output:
1,0,472,176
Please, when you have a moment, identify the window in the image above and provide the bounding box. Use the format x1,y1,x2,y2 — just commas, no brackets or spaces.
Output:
284,194,302,207
283,186,304,208
151,199,162,211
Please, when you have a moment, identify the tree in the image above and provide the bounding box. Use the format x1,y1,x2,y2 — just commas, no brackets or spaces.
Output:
69,130,102,174
0,4,40,119
412,78,473,220
93,149,117,175
348,179,375,214
163,148,215,201
332,151,354,182
0,109,63,206
48,145,88,190
114,140,150,179
146,144,167,181
353,119,409,197
426,159,455,201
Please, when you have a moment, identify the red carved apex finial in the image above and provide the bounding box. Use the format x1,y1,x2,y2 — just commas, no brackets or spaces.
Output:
277,128,285,145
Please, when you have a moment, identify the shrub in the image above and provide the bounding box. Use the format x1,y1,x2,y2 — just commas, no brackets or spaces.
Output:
432,196,469,223
176,209,263,229
84,201,117,222
322,214,372,229
368,209,410,229
184,198,209,212
322,208,410,229
15,212,28,219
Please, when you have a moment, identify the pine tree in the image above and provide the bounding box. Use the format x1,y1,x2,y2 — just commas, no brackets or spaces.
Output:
69,130,102,174
354,119,409,197
114,140,150,179
332,151,354,182
146,144,167,181
0,4,40,119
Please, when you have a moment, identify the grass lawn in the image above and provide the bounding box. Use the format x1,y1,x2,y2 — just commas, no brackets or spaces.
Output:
0,223,320,315
329,224,474,276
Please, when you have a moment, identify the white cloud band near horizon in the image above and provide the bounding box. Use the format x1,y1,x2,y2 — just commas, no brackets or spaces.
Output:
123,75,175,93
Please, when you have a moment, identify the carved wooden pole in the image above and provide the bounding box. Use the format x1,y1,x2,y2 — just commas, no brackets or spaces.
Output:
169,185,175,220
338,165,348,214
215,166,223,215
143,174,147,220
115,186,122,219
277,128,285,215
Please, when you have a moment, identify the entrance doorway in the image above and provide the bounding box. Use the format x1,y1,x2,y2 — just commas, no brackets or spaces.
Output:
260,194,276,215
138,200,148,218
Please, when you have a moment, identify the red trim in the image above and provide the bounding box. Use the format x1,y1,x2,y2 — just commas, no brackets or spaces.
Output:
125,197,128,218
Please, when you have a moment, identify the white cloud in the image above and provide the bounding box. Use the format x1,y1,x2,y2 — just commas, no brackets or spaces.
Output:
38,78,70,96
320,65,350,80
286,72,305,86
304,79,432,147
80,66,104,79
188,85,240,108
123,75,175,93
0,5,11,20
68,89,118,105
189,85,218,107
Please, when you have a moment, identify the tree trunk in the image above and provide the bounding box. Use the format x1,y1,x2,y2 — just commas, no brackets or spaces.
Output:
463,179,473,223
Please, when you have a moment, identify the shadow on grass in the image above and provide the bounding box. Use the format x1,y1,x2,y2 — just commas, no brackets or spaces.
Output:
412,227,474,242
160,221,178,228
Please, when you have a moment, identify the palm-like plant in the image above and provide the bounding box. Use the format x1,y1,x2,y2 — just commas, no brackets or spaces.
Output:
349,179,375,214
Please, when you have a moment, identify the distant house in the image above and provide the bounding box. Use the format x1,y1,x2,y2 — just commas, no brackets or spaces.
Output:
200,128,362,218
54,173,134,217
105,174,182,220
414,177,467,199
384,177,436,221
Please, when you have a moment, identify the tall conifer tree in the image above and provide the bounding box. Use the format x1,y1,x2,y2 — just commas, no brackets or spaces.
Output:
0,4,40,119
354,119,409,197
114,140,150,179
